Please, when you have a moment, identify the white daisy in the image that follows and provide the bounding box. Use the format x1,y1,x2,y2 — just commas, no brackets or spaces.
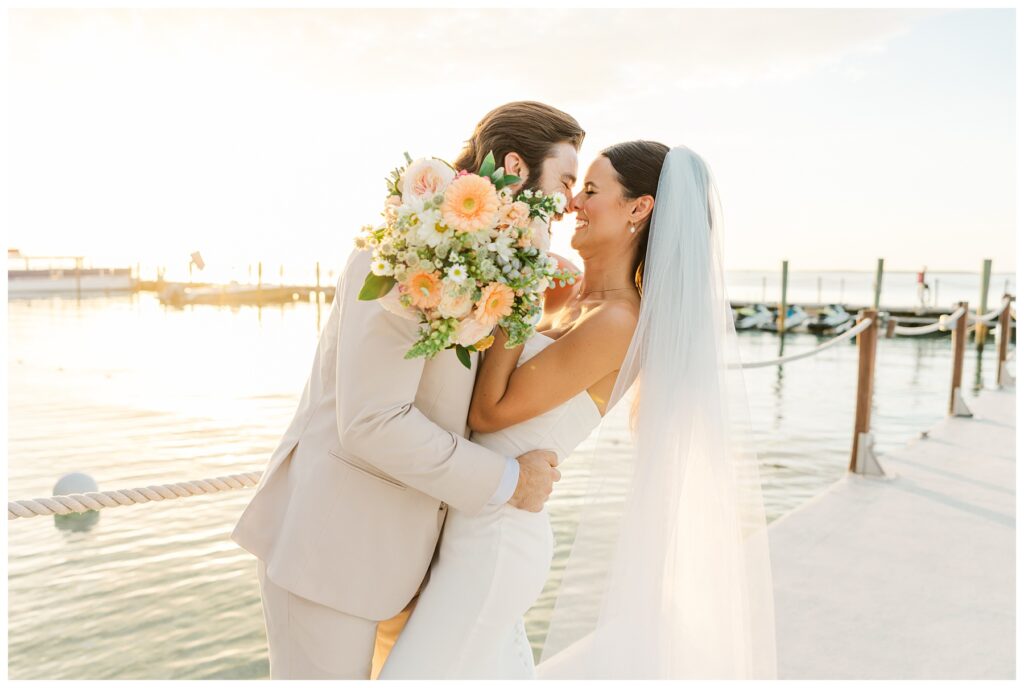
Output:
446,264,468,283
370,258,394,276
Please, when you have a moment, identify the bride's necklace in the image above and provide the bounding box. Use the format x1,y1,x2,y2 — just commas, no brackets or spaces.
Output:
577,286,635,300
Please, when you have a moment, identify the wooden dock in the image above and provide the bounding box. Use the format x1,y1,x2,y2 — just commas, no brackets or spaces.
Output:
768,387,1015,679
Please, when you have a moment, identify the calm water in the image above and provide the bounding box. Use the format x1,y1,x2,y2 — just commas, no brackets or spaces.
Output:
7,291,1013,679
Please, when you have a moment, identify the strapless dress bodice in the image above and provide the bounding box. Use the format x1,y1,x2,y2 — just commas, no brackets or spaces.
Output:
470,333,601,464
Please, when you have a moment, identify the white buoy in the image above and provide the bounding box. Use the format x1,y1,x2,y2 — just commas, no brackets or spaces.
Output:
53,472,98,496
52,473,101,532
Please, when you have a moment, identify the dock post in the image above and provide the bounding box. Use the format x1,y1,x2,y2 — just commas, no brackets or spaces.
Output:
850,308,884,475
997,294,1015,388
976,259,992,350
75,257,82,302
779,260,789,334
872,258,884,310
949,300,973,417
885,318,897,339
257,262,263,306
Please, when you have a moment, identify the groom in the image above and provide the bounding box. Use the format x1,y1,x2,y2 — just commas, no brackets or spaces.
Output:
231,101,586,679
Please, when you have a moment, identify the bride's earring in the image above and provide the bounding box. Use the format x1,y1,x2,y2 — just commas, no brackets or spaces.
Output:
628,224,636,234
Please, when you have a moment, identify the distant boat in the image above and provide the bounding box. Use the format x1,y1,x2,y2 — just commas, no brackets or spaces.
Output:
759,305,810,332
806,304,854,335
7,251,134,295
734,303,774,330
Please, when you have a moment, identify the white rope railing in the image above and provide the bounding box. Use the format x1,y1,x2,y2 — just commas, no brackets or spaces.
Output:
966,297,1012,325
735,317,873,369
892,306,967,336
8,471,262,520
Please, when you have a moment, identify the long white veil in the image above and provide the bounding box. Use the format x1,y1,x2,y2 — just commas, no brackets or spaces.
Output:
537,146,777,679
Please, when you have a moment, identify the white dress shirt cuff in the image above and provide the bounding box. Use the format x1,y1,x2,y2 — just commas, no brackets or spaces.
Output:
488,456,520,505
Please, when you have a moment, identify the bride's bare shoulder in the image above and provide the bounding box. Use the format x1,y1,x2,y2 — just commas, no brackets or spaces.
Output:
572,296,639,347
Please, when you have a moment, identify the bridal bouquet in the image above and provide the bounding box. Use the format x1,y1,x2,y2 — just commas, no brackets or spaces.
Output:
354,151,577,369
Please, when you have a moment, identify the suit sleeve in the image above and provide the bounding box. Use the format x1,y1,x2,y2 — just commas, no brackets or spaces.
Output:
334,251,508,515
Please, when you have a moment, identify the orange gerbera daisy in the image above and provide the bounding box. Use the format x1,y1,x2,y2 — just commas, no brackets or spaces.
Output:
404,270,442,309
475,282,515,327
441,174,500,233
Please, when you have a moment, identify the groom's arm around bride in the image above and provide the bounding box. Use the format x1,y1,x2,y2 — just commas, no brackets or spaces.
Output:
230,246,559,679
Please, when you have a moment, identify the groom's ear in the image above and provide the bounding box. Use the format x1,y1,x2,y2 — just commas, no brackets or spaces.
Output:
503,152,529,183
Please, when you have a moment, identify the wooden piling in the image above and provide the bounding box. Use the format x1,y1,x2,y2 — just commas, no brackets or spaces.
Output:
997,294,1014,388
873,258,884,310
779,260,789,334
949,301,969,416
850,309,879,472
976,259,992,350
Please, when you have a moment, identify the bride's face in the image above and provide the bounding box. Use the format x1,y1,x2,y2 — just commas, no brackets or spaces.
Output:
569,156,637,257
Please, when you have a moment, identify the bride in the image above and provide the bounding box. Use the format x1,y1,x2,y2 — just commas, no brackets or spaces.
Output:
378,143,777,679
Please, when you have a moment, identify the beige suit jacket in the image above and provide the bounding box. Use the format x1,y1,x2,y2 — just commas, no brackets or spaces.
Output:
230,248,507,621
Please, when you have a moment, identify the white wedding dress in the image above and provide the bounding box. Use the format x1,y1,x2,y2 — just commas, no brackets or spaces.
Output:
378,333,601,679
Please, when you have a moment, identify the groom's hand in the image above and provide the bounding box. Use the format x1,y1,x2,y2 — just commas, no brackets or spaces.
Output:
508,450,560,513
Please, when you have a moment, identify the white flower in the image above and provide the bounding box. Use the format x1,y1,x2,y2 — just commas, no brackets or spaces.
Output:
446,264,468,283
415,208,452,248
370,258,394,276
487,233,516,261
551,192,567,213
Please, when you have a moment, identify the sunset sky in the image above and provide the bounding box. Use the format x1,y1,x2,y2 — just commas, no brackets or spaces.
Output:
7,8,1016,283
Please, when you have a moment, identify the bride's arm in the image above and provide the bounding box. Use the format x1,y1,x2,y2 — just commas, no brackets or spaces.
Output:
468,302,637,433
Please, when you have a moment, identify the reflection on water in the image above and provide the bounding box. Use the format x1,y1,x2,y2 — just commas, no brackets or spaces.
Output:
7,294,1010,678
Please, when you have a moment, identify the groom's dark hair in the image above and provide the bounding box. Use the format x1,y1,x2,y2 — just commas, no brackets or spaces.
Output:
453,102,585,183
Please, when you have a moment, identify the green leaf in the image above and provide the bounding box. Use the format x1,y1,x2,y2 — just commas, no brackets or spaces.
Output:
495,174,521,190
357,273,396,301
478,151,496,179
455,344,472,369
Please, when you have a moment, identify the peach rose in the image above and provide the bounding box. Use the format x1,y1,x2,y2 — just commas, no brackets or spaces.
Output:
437,285,473,319
401,159,455,203
499,200,532,230
455,316,492,347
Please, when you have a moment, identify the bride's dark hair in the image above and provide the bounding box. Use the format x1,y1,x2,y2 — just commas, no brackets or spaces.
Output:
601,140,670,295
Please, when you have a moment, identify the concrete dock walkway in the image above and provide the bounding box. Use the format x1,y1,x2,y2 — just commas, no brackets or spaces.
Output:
768,387,1015,679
